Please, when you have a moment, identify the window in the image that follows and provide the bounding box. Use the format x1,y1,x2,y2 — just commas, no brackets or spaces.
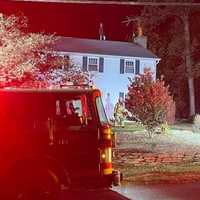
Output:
55,95,92,126
88,57,99,71
125,60,134,73
83,56,104,72
96,96,108,124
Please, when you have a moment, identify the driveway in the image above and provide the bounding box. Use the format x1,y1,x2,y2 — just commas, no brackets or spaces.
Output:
113,182,200,200
60,188,130,200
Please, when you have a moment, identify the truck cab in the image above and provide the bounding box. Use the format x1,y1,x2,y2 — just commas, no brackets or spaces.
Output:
0,87,120,199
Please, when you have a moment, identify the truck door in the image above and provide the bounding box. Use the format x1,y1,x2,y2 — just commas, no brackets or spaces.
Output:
53,94,100,176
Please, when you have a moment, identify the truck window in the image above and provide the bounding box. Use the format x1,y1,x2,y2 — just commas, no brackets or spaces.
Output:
96,96,108,124
55,95,92,126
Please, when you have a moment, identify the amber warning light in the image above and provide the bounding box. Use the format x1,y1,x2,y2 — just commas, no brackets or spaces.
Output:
100,125,113,175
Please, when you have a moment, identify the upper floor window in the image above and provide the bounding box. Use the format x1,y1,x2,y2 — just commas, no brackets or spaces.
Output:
88,57,99,71
83,56,104,73
125,60,134,73
120,59,140,74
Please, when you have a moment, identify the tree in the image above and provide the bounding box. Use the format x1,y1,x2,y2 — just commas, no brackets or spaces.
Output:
0,13,88,88
124,5,200,118
125,69,174,138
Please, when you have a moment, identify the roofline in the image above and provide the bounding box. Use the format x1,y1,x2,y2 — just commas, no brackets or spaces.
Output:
54,51,160,61
54,36,159,59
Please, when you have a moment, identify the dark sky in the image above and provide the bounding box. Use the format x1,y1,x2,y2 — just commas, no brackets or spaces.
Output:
0,1,142,41
1,1,200,115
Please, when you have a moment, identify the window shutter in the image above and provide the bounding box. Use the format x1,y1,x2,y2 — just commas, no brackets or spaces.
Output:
120,59,124,74
135,60,140,74
99,57,104,73
82,56,88,71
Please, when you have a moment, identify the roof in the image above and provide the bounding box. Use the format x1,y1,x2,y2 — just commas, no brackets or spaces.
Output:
54,37,158,59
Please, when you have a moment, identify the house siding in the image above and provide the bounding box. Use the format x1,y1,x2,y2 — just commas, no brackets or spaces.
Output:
61,53,158,118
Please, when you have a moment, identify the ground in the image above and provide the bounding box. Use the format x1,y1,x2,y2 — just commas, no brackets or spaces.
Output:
112,122,200,184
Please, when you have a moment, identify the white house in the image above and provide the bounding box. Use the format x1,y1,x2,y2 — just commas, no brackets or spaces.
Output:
54,36,160,118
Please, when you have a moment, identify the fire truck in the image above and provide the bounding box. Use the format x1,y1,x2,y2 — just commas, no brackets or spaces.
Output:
0,87,121,199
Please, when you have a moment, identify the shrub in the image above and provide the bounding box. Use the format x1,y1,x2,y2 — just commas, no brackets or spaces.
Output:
125,68,174,137
193,114,200,133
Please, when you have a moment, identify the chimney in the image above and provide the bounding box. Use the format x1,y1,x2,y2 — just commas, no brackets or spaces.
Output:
99,23,106,40
134,22,147,48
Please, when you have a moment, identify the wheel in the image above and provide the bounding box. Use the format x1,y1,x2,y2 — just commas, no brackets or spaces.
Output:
5,168,61,200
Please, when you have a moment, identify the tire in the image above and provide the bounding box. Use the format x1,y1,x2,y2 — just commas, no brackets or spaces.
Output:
5,168,61,200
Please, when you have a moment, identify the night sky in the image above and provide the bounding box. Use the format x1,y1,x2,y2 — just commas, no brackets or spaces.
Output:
0,1,142,41
1,1,200,115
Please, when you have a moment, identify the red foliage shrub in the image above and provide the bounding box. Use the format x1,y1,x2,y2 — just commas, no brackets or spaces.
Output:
125,68,174,136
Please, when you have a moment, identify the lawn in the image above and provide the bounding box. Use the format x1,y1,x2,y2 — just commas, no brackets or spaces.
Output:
111,121,144,132
111,121,194,133
112,121,200,185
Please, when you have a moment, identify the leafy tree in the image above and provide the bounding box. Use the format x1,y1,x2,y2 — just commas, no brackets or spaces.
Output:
125,68,174,138
0,13,88,88
124,4,200,118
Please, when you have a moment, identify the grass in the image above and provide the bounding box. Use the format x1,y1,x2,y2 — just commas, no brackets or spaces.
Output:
112,126,144,132
111,121,144,132
112,121,200,184
170,121,193,131
111,121,194,133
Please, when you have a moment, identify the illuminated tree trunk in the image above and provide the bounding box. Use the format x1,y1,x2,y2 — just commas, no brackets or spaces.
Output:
184,11,195,116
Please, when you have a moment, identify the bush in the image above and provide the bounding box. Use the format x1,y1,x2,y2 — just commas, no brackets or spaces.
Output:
193,114,200,133
125,68,174,137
